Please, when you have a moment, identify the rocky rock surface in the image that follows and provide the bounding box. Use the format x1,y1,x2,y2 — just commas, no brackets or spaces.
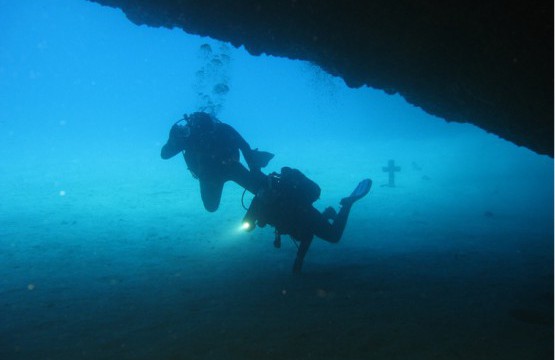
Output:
90,0,553,156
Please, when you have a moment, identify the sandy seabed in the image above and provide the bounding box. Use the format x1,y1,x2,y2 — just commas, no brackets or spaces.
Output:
1,142,553,360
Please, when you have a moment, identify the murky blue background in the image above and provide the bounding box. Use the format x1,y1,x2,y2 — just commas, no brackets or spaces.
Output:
1,1,552,359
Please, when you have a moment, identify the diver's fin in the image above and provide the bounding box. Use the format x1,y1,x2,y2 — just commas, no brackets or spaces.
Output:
340,179,372,206
249,149,274,169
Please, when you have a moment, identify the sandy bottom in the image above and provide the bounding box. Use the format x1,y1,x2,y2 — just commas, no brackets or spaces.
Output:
1,142,553,360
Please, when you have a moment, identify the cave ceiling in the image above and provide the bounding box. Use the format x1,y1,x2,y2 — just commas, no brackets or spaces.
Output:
89,0,554,157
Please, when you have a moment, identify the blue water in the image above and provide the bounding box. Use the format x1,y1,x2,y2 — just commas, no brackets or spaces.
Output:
1,1,553,359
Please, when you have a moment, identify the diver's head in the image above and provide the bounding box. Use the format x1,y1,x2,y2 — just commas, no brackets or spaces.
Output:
187,111,216,133
160,116,191,159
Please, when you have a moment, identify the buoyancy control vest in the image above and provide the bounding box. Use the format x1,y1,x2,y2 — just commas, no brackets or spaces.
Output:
242,167,321,236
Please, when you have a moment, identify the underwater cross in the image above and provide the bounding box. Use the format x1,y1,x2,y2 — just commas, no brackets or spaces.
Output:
382,159,401,187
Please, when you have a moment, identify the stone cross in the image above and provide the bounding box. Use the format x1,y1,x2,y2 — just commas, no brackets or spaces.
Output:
382,159,401,187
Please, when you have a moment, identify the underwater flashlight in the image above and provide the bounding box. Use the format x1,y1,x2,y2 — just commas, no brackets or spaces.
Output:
241,195,261,232
241,221,252,231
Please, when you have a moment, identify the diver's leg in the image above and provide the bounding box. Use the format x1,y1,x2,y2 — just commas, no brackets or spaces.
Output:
293,236,313,274
313,179,372,243
226,162,266,194
199,178,224,212
312,204,352,243
322,206,337,220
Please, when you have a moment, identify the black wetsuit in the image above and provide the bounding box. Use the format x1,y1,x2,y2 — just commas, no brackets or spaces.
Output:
162,121,265,212
185,123,265,211
247,172,354,272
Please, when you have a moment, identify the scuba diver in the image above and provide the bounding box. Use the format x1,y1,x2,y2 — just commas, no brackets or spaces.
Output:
161,111,274,212
161,111,370,273
242,167,372,273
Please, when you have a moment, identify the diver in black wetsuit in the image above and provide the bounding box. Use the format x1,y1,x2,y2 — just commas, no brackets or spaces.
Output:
161,111,370,273
242,167,371,273
161,111,273,212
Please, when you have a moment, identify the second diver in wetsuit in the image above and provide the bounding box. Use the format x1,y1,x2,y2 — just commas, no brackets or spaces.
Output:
242,167,372,273
161,111,274,212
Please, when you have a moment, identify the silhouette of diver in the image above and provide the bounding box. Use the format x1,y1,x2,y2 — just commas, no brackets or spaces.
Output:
242,167,372,273
161,111,371,273
161,111,274,212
